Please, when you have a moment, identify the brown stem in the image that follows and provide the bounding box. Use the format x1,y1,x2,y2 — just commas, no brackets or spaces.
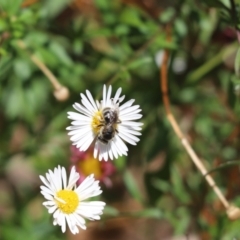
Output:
160,31,240,220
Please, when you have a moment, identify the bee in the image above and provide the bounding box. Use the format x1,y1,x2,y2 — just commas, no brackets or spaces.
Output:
98,124,116,144
102,107,119,124
97,106,121,144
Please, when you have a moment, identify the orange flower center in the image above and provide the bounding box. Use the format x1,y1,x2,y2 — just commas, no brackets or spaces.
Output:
79,156,102,179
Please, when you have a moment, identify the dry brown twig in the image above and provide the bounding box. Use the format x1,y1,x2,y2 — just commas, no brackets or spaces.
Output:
160,29,240,220
17,40,69,101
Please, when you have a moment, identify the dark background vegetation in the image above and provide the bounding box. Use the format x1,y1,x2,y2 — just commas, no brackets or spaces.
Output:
0,0,240,239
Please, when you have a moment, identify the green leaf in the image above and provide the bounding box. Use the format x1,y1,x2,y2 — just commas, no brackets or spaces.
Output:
85,28,112,39
171,166,190,204
114,155,127,171
13,58,32,80
45,107,69,132
152,35,178,50
103,206,119,216
0,55,13,81
120,8,142,27
178,88,196,103
175,18,188,37
73,39,83,55
159,7,175,23
174,207,190,235
24,79,49,121
151,178,171,192
114,24,130,36
94,0,110,10
123,170,144,203
40,0,72,19
231,74,240,85
49,42,73,66
0,17,7,32
133,208,163,219
202,0,230,8
35,47,58,68
18,8,36,24
5,85,24,119
119,70,131,81
206,160,240,175
24,31,49,47
0,0,24,15
127,57,153,70
195,116,213,138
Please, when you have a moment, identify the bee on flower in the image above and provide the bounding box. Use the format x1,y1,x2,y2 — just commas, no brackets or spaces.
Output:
67,85,143,161
39,166,105,234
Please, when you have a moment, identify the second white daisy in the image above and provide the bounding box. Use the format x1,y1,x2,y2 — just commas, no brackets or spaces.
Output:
67,85,143,161
40,166,105,234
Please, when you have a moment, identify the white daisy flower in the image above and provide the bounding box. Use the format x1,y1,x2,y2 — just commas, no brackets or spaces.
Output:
67,85,143,161
40,166,105,235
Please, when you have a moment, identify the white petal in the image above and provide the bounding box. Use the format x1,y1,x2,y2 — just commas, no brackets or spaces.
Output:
48,205,57,214
107,144,113,160
120,114,142,121
60,214,66,233
81,95,96,114
69,127,92,141
118,95,125,103
41,192,54,201
118,132,138,145
79,134,95,151
106,85,112,106
67,167,79,189
94,141,99,159
48,169,59,192
120,105,141,115
73,103,93,117
53,209,60,219
121,121,143,127
114,135,128,152
43,200,55,206
118,125,141,136
98,143,108,161
119,99,135,111
67,112,91,121
39,175,52,190
86,90,98,111
66,214,77,234
102,85,107,107
77,175,95,193
109,141,118,159
113,87,122,103
40,186,53,196
62,167,67,189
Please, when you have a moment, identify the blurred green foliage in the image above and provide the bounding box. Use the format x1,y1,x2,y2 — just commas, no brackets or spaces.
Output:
1,0,240,239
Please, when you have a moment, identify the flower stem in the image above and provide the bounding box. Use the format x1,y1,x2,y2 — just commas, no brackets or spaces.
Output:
160,30,240,220
17,40,69,101
186,42,238,83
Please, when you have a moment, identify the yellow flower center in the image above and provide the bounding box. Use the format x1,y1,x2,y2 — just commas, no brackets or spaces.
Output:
79,156,102,179
55,190,79,214
91,110,104,134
